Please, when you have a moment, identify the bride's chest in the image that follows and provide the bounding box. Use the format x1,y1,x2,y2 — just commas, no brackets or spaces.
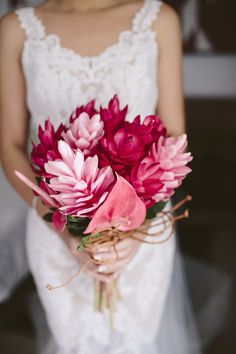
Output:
22,32,159,126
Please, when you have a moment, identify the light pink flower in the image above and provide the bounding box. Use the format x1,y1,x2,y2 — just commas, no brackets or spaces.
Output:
85,174,146,234
152,134,193,201
130,134,193,206
62,112,104,155
44,141,115,217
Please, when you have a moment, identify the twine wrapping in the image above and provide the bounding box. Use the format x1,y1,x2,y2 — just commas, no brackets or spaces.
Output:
46,195,192,330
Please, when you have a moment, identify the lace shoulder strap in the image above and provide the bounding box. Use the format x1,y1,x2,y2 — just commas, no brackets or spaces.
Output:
132,0,163,33
15,7,45,40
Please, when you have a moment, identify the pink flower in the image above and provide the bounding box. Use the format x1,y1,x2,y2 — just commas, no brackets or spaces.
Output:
130,134,193,206
143,115,167,143
31,118,66,178
62,112,104,155
52,210,67,233
69,99,98,123
85,174,146,234
44,141,115,217
38,179,59,207
97,116,155,176
96,96,167,176
100,94,128,134
130,157,165,208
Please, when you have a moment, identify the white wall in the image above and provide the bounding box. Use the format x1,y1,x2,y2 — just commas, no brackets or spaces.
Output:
184,55,236,98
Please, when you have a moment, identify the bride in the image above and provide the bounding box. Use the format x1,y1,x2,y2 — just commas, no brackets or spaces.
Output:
0,0,202,353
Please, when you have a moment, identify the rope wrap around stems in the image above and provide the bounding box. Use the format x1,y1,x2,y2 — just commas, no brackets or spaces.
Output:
46,195,192,331
46,195,192,289
83,195,192,259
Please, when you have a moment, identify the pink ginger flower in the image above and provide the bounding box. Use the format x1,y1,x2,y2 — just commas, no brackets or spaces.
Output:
69,99,98,123
30,118,66,178
130,134,193,207
44,141,115,217
62,112,104,155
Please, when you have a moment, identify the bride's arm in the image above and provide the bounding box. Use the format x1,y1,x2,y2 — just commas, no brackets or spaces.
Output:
0,14,55,226
0,13,37,206
154,3,186,136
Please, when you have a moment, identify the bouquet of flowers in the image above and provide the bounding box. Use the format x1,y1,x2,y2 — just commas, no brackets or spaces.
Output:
15,95,193,329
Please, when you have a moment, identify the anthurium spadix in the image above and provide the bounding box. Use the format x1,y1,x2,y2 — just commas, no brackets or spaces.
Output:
84,174,146,234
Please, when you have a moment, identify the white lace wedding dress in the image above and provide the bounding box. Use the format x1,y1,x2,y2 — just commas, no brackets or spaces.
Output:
15,1,202,353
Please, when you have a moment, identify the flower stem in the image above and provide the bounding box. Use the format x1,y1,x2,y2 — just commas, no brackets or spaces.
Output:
94,279,100,311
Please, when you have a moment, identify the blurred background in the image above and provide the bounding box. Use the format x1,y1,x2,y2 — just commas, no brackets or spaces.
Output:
0,0,235,353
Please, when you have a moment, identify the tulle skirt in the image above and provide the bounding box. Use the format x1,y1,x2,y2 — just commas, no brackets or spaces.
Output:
27,240,232,354
29,248,204,354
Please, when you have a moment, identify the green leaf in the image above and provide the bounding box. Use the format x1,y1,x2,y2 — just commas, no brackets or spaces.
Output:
67,216,90,235
77,244,84,251
66,216,91,236
67,215,78,223
67,215,89,223
81,235,89,245
49,207,57,212
91,232,100,239
42,212,53,222
35,176,42,185
67,226,83,236
146,201,168,219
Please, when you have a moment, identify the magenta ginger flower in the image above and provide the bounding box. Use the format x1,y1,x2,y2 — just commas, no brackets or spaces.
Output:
31,118,66,178
62,112,104,155
99,94,128,134
143,115,167,144
44,141,115,217
96,95,167,176
130,134,193,207
98,116,153,175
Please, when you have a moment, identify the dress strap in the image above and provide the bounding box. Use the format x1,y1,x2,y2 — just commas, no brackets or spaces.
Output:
132,0,163,33
15,7,45,40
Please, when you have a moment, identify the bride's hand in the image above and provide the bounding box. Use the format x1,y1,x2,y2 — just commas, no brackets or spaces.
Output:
34,199,118,282
35,198,141,281
90,237,141,278
62,228,141,283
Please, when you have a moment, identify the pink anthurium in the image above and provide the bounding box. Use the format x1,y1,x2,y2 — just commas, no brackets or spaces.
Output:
84,174,146,234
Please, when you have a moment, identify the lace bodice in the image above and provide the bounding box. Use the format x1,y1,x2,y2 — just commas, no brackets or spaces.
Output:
15,0,162,144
